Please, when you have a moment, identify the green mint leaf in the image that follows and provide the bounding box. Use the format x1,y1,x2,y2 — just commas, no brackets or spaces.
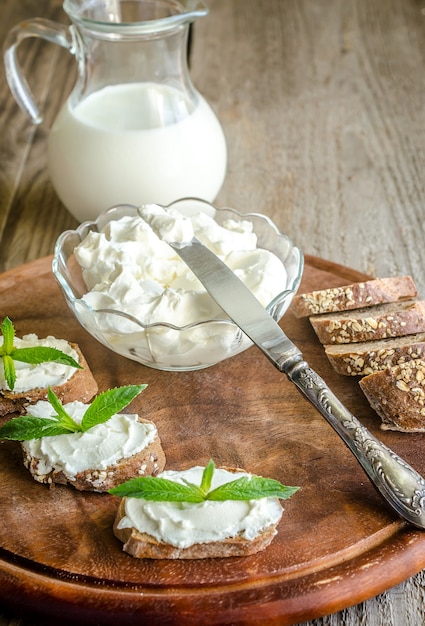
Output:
109,476,205,502
0,384,150,442
46,387,81,432
0,415,74,441
207,476,300,501
200,459,215,494
2,354,16,391
81,384,147,432
109,461,300,504
0,317,15,354
1,318,16,389
11,347,82,369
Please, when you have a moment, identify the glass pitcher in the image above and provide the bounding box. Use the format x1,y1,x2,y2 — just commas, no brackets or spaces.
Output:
4,0,227,222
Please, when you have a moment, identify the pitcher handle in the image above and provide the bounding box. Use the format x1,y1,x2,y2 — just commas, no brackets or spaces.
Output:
3,18,75,125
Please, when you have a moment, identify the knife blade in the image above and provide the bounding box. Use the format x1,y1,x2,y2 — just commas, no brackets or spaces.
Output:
169,237,425,528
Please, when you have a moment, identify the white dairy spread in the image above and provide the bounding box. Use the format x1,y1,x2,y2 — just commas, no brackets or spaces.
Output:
22,400,157,484
116,466,284,548
73,206,288,368
0,334,79,392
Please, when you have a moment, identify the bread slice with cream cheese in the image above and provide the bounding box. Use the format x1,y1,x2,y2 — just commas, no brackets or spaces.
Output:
113,465,285,559
113,497,278,559
0,338,98,418
20,399,165,491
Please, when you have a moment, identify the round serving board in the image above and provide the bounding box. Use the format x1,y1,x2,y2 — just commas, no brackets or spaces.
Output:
1,255,425,626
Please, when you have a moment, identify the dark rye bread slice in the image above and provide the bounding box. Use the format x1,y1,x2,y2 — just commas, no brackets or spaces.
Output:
310,300,425,345
325,333,425,376
22,417,166,492
0,342,98,418
113,467,280,559
292,276,417,318
359,360,425,432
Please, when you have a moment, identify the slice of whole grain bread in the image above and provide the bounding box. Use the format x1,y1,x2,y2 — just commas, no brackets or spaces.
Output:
325,333,425,376
292,276,417,317
359,359,425,432
310,300,425,345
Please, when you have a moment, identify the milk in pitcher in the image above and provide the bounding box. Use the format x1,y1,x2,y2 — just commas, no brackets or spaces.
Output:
47,83,227,222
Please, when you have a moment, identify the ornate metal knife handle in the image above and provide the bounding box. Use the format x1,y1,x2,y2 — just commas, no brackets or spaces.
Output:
285,357,425,529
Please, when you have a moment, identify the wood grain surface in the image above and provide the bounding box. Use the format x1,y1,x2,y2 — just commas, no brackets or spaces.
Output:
0,255,425,626
2,0,425,624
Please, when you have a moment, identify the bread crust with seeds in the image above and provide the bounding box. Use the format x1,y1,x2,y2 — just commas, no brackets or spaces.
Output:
310,300,425,345
0,342,98,419
325,333,425,376
359,360,425,432
292,276,417,318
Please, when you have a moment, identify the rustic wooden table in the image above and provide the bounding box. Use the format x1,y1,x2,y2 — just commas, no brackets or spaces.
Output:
1,0,425,624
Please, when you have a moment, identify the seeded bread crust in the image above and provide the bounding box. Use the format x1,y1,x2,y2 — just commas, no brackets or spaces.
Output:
113,488,279,560
359,360,425,432
325,333,425,376
0,342,98,418
292,276,417,318
21,417,166,492
310,300,425,345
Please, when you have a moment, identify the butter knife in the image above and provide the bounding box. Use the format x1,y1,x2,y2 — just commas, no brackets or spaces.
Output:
169,237,425,528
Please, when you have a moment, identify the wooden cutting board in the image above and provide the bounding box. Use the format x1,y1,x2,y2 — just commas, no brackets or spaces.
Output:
1,255,425,626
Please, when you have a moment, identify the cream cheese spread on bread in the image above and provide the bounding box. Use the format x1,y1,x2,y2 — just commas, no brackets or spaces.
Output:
21,400,157,479
0,334,79,392
116,466,284,549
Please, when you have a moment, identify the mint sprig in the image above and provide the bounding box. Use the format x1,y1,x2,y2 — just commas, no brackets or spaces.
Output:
109,459,299,502
110,476,207,503
0,317,82,391
0,384,147,441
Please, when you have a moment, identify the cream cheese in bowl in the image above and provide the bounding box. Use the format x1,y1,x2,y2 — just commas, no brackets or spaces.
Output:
53,199,303,370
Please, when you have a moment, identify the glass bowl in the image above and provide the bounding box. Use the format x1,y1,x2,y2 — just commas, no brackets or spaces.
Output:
52,199,303,371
